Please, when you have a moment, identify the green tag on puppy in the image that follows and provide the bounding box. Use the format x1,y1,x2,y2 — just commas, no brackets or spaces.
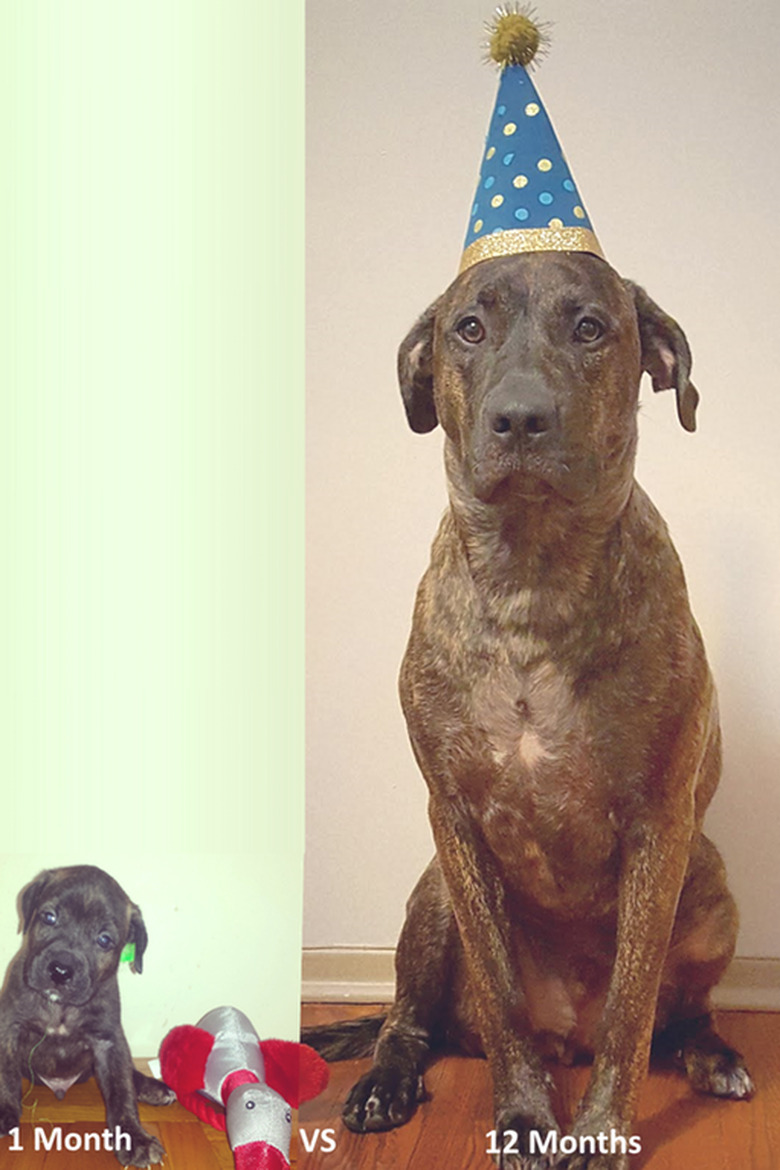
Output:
120,942,136,964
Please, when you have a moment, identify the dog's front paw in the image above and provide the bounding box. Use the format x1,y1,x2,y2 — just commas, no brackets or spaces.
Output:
556,1156,630,1170
555,1127,634,1170
115,1127,166,1168
133,1071,177,1107
0,1104,20,1137
342,1064,425,1132
491,1113,559,1169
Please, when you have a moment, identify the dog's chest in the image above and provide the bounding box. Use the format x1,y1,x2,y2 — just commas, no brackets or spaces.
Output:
470,655,576,776
409,617,620,913
23,1009,93,1094
472,659,614,861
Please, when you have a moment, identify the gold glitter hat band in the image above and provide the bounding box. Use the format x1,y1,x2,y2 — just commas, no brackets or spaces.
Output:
459,225,604,274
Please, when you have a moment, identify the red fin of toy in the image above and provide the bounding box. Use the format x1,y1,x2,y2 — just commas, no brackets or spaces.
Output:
260,1040,329,1108
159,1024,227,1131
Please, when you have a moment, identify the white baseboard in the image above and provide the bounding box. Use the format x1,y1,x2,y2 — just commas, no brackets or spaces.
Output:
711,957,780,1011
302,947,395,1003
302,949,780,1012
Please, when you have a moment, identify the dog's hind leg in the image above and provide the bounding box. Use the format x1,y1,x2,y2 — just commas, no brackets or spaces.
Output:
342,857,458,1133
654,833,754,1100
654,1013,754,1100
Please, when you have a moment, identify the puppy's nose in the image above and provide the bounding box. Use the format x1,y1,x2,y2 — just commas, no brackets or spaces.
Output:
49,960,74,986
490,402,555,442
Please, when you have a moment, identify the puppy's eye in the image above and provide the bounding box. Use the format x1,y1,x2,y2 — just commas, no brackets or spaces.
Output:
96,933,114,950
456,316,486,344
40,910,57,926
574,317,604,343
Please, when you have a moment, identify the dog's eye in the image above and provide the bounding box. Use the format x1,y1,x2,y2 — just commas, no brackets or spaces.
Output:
40,910,57,926
96,933,114,950
574,317,604,343
456,316,486,344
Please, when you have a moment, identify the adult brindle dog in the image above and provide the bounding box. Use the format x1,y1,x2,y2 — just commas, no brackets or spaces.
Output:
305,251,753,1168
0,866,173,1168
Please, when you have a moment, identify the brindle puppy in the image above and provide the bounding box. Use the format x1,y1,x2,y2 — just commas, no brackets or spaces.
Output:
306,252,753,1169
0,865,174,1167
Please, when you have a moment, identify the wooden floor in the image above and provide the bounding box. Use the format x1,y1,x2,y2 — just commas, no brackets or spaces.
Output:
299,1004,780,1169
6,1060,235,1169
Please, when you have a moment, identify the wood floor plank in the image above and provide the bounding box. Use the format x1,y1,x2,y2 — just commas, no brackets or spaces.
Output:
6,1064,234,1169
300,1005,780,1169
154,1117,227,1169
9,1116,230,1169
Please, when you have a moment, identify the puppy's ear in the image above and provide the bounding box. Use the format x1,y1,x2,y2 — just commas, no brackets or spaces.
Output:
627,281,700,432
127,904,148,974
20,871,52,933
398,299,440,433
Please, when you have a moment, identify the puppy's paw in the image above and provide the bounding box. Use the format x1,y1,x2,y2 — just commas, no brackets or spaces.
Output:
116,1128,166,1167
0,1104,20,1137
491,1113,559,1169
134,1072,176,1107
342,1064,425,1132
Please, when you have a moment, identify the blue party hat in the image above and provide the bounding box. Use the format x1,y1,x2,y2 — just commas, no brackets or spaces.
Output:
460,7,603,274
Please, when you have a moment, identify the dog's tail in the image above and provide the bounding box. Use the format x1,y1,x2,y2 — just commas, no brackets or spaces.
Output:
301,1013,386,1061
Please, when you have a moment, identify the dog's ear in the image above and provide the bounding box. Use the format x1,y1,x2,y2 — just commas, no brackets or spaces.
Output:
19,871,52,933
626,281,700,432
398,299,440,433
127,904,148,974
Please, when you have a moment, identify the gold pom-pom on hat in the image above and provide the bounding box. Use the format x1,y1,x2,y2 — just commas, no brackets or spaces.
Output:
485,4,550,69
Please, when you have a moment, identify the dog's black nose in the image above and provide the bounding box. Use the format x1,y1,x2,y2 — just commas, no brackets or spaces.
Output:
490,402,555,441
49,960,74,986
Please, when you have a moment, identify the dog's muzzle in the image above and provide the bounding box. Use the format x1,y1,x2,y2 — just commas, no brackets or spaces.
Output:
471,376,577,502
27,948,94,1005
488,392,558,448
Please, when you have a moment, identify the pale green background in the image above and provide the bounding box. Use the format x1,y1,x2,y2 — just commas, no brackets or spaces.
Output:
0,1,302,1051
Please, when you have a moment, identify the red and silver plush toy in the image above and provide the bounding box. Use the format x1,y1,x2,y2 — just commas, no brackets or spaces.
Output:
160,1005,329,1169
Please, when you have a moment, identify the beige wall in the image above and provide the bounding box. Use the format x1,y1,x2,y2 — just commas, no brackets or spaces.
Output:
306,0,780,961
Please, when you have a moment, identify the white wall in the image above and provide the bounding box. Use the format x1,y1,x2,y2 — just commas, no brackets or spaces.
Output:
306,0,780,959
